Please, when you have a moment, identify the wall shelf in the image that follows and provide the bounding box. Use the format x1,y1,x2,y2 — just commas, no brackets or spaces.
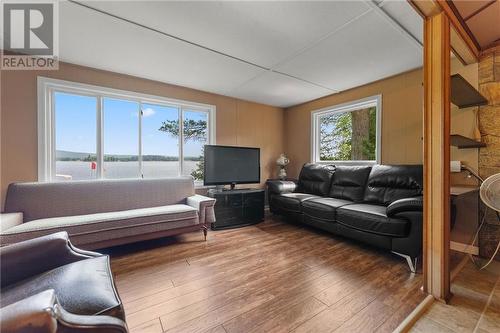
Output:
450,134,486,149
451,74,488,109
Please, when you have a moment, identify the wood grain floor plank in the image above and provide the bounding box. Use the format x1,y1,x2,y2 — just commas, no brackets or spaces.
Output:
110,217,423,333
129,318,163,333
246,297,327,333
203,325,228,333
162,291,275,333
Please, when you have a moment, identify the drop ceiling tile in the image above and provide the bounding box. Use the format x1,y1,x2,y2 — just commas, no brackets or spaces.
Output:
379,0,423,43
231,72,334,108
276,11,422,92
452,0,492,19
466,1,500,48
59,2,265,95
79,0,371,68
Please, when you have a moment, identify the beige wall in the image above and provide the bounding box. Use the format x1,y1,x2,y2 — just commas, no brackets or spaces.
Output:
284,69,424,178
450,57,480,186
0,62,285,208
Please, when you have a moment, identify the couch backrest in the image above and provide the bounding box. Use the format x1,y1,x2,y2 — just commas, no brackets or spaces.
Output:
363,165,423,205
329,166,372,202
298,163,335,196
4,177,195,222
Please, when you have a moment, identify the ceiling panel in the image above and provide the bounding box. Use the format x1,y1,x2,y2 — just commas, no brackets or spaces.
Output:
379,0,423,43
79,0,371,68
59,2,265,96
231,72,334,108
275,11,422,92
466,1,500,48
452,0,492,19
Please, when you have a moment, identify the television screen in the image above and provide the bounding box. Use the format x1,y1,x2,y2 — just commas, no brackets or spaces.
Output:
204,145,260,186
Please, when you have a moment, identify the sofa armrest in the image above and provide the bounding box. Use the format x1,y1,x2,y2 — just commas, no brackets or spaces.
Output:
187,195,216,225
0,289,58,333
0,289,128,333
0,232,101,288
387,196,423,217
0,212,23,233
266,180,297,194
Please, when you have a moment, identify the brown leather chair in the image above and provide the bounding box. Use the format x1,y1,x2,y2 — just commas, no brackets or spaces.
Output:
0,232,128,332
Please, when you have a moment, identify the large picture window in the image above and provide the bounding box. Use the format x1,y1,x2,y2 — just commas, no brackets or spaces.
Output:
311,95,381,164
38,77,215,184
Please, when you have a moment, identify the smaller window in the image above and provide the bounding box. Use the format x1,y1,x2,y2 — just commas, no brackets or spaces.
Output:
311,95,381,164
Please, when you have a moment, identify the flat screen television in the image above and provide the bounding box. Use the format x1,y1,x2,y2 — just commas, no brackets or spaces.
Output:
204,145,260,188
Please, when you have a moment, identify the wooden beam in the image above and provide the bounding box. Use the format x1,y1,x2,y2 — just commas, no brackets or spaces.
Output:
408,0,442,17
423,11,452,302
408,0,479,64
437,0,480,60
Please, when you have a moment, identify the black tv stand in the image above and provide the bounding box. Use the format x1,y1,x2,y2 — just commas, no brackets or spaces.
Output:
208,188,264,230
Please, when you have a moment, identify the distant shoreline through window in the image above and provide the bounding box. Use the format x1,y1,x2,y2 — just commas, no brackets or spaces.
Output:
38,77,216,184
311,95,381,165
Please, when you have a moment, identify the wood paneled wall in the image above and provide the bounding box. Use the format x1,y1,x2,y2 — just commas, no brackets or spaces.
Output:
284,68,424,178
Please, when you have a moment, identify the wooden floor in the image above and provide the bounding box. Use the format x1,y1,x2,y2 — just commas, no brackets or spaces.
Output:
107,216,425,333
410,260,500,333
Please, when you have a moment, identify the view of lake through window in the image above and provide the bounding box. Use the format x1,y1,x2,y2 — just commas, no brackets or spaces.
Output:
53,89,212,182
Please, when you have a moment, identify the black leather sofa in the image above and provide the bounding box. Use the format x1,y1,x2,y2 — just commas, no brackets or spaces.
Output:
267,164,423,272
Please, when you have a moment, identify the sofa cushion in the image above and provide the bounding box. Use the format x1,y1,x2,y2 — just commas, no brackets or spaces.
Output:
297,163,335,196
329,166,372,202
0,256,125,320
363,165,423,206
336,204,410,237
1,204,198,246
302,197,354,221
271,193,320,213
4,177,195,222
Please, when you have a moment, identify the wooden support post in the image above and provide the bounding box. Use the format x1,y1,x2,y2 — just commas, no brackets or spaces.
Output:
423,12,451,302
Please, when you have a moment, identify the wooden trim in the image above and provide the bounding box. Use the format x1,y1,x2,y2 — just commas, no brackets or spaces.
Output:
450,241,479,256
450,26,478,65
408,0,442,18
451,45,468,66
423,12,451,302
393,294,435,333
409,0,480,63
482,39,500,55
437,0,480,59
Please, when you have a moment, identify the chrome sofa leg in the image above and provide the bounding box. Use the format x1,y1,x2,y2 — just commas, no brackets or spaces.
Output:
392,251,418,273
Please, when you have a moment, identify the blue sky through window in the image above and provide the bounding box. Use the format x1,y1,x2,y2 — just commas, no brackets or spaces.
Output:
55,92,205,158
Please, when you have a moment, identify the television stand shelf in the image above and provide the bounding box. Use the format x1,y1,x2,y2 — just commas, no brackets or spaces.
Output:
208,188,264,230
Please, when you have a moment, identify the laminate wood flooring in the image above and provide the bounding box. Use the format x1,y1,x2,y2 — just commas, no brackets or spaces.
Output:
106,216,425,333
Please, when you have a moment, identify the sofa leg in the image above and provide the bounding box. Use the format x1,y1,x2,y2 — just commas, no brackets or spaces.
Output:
391,251,418,273
202,226,208,241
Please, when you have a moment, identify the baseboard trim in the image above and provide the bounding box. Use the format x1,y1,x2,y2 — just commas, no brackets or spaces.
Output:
450,241,479,255
392,294,435,333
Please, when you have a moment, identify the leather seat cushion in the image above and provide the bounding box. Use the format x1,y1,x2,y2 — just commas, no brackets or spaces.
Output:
0,256,124,320
363,165,423,205
329,166,372,202
336,204,410,237
302,198,354,221
297,163,335,196
272,193,320,212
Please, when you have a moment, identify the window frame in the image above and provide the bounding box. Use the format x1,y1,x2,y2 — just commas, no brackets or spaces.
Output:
310,95,382,165
37,76,216,182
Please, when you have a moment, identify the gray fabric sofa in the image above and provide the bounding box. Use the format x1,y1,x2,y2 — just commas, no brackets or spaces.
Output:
1,177,216,249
